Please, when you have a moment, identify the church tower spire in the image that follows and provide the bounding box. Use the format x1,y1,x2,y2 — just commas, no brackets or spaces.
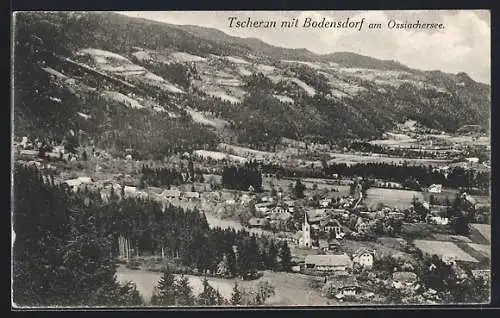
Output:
301,211,311,248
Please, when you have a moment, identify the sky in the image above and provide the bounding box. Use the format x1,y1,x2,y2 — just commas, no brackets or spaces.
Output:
118,10,490,84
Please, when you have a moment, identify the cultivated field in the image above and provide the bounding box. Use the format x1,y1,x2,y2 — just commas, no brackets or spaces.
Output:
465,243,491,258
327,152,451,166
364,188,423,209
192,150,247,163
400,223,454,241
470,224,491,243
413,240,479,262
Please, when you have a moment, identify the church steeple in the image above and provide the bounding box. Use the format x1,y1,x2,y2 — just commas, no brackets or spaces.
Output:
301,210,311,248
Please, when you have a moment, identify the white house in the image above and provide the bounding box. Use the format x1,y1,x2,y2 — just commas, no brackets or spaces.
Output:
162,189,181,199
64,176,93,192
442,255,457,266
183,191,200,200
240,194,252,205
352,249,375,270
428,184,442,193
319,198,332,208
466,157,479,164
271,206,287,214
429,216,449,225
261,196,273,202
124,186,138,197
255,202,274,214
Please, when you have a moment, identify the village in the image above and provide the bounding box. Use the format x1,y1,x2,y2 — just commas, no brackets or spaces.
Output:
12,10,493,306
13,132,491,305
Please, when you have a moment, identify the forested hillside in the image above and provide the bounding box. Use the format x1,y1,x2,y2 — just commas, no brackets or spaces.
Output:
12,165,292,306
13,11,491,155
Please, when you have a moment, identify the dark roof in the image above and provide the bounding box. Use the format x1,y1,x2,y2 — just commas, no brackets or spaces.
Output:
353,248,375,258
327,275,359,289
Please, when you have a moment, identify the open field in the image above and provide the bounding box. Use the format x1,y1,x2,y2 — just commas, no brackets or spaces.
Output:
470,224,491,243
364,188,423,209
413,240,479,262
192,150,247,163
400,223,454,241
465,243,491,258
327,152,451,166
423,189,490,206
116,265,333,306
187,109,229,130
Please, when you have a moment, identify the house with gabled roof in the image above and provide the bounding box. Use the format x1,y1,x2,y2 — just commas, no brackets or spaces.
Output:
352,249,375,269
304,254,353,273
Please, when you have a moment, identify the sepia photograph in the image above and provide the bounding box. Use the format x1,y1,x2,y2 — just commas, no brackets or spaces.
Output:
11,10,491,308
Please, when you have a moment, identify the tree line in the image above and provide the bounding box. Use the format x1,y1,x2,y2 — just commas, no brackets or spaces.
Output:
139,162,205,188
13,164,143,306
259,161,488,191
151,272,275,306
222,164,263,192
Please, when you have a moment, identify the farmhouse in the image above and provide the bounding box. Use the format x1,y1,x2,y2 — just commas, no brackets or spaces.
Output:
426,210,449,225
162,189,181,199
339,285,361,297
307,209,329,223
271,206,287,214
321,219,345,239
319,198,332,208
472,270,491,283
261,196,273,202
19,149,38,158
183,191,200,200
64,176,93,192
428,184,442,193
304,254,353,272
466,157,479,164
240,194,253,205
352,249,375,269
255,202,274,214
329,276,361,299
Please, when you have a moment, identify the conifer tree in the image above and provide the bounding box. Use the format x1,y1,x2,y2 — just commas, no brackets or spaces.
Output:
215,288,226,305
174,275,195,306
230,281,242,305
197,277,218,306
277,241,292,272
151,270,176,306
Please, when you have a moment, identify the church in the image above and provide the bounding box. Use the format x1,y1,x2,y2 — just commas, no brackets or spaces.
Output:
299,212,312,248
